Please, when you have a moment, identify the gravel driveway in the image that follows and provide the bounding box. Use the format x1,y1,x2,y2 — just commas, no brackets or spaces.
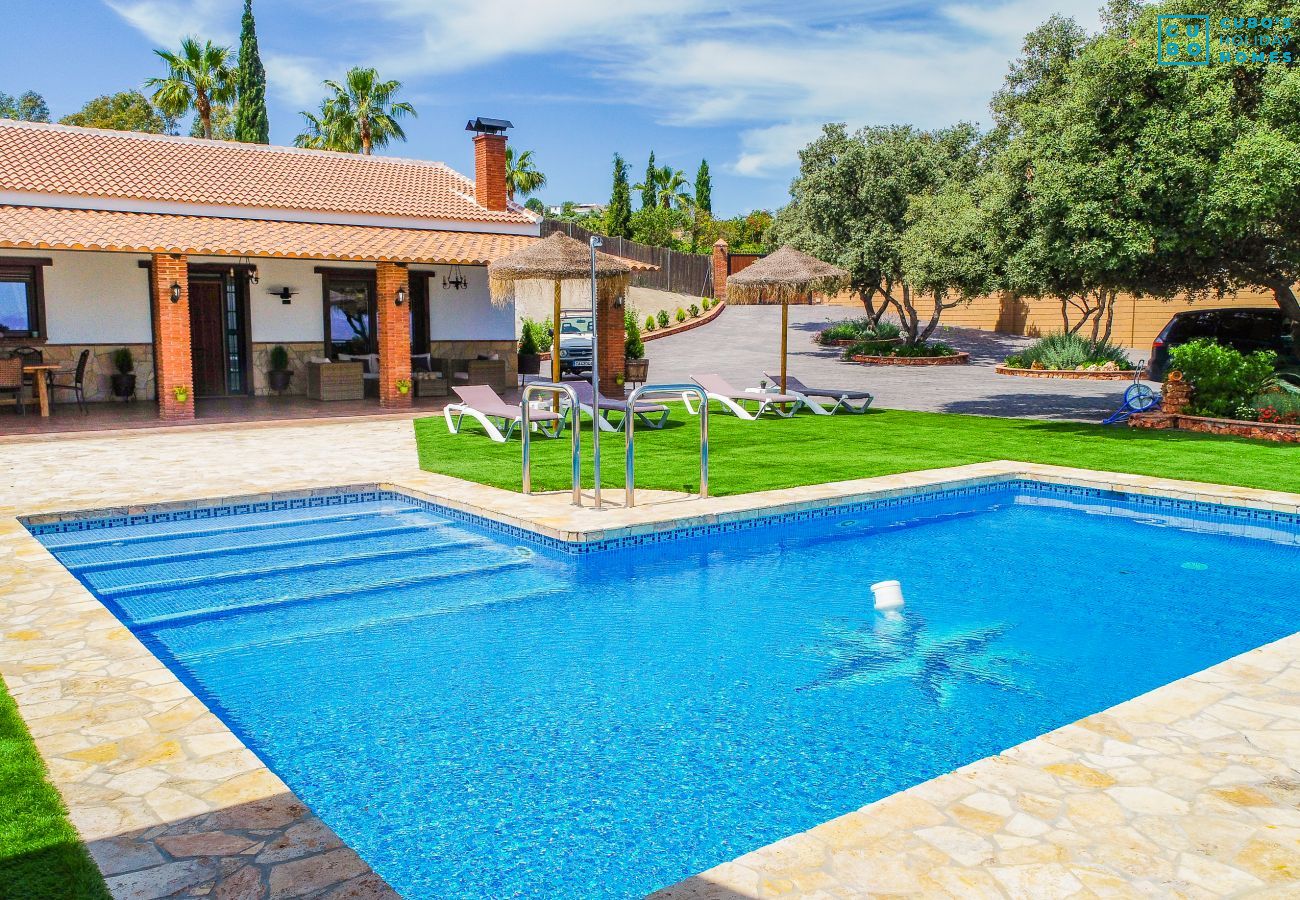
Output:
644,304,1148,422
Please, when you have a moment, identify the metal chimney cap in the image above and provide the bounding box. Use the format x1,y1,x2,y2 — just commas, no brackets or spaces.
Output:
465,117,514,134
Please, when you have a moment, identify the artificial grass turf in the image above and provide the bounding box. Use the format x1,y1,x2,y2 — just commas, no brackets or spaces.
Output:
414,406,1300,496
0,682,109,899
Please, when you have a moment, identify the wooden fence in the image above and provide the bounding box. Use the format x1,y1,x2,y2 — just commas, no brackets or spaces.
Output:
540,219,715,297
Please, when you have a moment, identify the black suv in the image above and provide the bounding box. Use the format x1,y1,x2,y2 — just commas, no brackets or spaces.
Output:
1149,308,1297,381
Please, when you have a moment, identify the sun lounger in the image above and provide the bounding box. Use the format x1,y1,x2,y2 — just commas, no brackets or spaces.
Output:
686,374,804,420
763,372,873,415
444,385,565,443
568,380,670,433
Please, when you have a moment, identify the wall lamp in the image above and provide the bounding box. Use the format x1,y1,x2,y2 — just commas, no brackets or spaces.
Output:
395,286,407,306
268,287,298,303
169,282,182,304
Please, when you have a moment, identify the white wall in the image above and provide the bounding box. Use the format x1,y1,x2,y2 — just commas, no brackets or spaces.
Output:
0,249,153,343
421,265,515,340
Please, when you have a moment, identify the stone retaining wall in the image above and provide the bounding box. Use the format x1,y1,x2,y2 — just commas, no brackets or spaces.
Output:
996,366,1145,380
1129,411,1300,442
850,352,970,366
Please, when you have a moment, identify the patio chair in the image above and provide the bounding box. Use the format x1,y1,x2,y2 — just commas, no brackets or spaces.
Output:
686,374,804,420
444,384,566,443
47,349,91,414
569,379,670,433
0,356,25,415
763,372,873,415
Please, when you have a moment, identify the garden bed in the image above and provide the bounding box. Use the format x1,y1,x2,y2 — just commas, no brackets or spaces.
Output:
1129,412,1300,443
851,352,970,366
642,300,725,343
996,365,1144,380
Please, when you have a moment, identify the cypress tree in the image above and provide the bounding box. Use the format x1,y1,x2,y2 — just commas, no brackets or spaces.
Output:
234,0,270,143
695,159,712,215
641,151,656,210
607,154,632,239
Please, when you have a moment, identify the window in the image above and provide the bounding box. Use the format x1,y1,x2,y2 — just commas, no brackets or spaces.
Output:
0,263,44,339
322,273,376,357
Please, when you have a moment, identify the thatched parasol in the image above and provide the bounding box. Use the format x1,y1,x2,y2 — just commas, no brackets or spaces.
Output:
725,246,848,394
489,233,633,388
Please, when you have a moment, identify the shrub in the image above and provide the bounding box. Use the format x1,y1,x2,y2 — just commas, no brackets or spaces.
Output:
1168,338,1278,418
819,318,903,345
111,347,134,374
675,308,687,323
701,297,712,311
625,314,645,360
518,319,541,355
645,315,656,332
1006,332,1133,370
689,303,700,318
842,339,956,359
657,309,670,329
269,345,290,371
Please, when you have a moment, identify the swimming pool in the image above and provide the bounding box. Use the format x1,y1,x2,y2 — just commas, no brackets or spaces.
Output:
29,481,1300,898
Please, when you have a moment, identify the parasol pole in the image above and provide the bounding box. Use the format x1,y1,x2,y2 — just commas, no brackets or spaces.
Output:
589,236,602,510
780,300,789,395
552,279,562,412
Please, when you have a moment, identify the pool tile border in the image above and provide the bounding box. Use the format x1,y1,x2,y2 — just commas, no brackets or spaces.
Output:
4,460,1300,898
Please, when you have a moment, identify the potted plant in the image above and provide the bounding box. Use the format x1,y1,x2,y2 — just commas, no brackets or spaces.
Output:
396,378,412,396
110,347,136,400
267,345,294,393
517,319,542,376
172,385,190,404
624,312,648,384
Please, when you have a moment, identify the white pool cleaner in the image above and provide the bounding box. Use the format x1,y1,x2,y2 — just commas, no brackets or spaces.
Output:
871,579,905,612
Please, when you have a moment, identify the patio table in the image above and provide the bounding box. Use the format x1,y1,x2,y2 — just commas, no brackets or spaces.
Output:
21,364,60,417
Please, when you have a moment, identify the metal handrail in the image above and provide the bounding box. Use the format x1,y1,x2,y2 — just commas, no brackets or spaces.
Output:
522,383,582,506
624,383,709,508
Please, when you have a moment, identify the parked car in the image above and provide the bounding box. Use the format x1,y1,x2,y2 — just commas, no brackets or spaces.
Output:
557,315,594,375
1149,307,1297,381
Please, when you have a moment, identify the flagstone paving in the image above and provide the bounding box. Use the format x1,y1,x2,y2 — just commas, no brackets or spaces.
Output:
1,419,1298,898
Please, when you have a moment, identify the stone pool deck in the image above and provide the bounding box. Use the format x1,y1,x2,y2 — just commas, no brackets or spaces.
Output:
1,417,1298,898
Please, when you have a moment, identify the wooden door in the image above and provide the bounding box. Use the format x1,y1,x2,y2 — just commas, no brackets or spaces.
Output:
189,280,227,397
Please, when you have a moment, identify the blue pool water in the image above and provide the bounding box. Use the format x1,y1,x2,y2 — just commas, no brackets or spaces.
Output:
30,483,1300,898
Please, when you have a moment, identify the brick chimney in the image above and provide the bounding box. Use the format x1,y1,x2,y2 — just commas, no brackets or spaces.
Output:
473,133,508,211
467,118,513,212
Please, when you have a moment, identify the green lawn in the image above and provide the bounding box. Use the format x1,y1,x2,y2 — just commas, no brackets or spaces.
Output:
414,406,1299,496
0,683,110,899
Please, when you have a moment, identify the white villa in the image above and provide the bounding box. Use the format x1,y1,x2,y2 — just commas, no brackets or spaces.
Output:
0,116,543,420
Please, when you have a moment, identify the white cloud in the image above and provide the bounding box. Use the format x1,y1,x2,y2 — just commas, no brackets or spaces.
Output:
105,0,1110,179
105,0,232,45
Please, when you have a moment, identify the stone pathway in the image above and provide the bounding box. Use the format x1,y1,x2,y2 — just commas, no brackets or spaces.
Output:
646,305,1146,422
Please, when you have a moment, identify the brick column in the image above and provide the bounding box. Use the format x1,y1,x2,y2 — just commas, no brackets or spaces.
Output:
597,286,626,397
712,239,729,303
150,253,194,421
376,261,412,409
473,133,509,212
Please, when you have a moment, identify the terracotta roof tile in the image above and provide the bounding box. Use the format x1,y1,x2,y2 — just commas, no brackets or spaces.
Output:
0,206,537,264
0,120,535,225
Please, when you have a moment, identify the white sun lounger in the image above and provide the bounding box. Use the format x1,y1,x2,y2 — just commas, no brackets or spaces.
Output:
685,374,804,420
763,372,873,415
444,385,565,443
568,380,670,433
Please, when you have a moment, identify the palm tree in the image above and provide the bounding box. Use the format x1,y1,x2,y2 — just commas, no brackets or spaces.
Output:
655,165,693,210
318,67,415,155
145,37,236,140
293,100,360,153
504,146,547,201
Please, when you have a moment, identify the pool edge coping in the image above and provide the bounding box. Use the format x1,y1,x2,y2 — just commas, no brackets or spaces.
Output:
3,462,1299,897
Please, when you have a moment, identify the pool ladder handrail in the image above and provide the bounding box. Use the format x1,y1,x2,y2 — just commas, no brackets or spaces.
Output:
625,383,709,508
521,382,582,506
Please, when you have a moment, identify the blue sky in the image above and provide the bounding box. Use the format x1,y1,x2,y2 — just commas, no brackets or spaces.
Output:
3,0,1101,216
